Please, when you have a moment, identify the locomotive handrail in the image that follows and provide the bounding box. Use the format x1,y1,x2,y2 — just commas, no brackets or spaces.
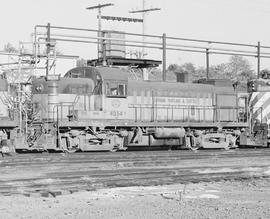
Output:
130,104,217,109
1,92,14,108
130,104,246,123
52,102,79,123
129,104,243,109
72,95,80,106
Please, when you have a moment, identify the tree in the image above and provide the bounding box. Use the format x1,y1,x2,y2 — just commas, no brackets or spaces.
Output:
204,55,255,81
167,62,196,81
209,63,230,79
227,55,255,81
193,66,206,80
167,64,179,72
3,43,18,53
76,58,87,67
164,55,255,82
167,62,196,75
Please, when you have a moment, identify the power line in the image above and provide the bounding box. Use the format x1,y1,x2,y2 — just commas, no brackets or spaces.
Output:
86,3,114,62
129,0,161,58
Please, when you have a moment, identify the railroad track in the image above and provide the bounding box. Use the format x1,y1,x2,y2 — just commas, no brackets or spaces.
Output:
0,149,270,197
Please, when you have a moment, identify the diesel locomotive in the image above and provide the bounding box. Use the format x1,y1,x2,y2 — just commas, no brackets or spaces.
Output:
0,76,17,149
15,66,252,152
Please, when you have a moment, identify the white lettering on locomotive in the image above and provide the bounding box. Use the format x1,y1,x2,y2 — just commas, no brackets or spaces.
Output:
156,97,200,105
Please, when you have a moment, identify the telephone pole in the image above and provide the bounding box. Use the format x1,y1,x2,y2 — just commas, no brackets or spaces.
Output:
86,3,114,58
129,0,161,58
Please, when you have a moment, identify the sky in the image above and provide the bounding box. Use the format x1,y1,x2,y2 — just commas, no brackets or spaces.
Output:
1,0,270,75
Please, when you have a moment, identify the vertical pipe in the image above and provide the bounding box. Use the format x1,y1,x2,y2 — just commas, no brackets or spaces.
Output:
188,106,190,122
98,6,102,58
56,105,60,148
61,103,63,122
151,90,154,122
249,106,251,131
34,26,37,76
18,86,22,135
236,95,239,122
140,105,142,121
84,94,86,110
171,106,173,121
18,56,22,134
182,107,184,122
25,106,28,137
88,94,90,111
53,44,56,75
102,31,106,66
203,107,205,122
162,33,166,81
142,0,146,57
155,91,158,122
261,107,263,124
46,23,51,78
135,107,137,122
245,97,248,123
206,48,209,79
257,41,261,78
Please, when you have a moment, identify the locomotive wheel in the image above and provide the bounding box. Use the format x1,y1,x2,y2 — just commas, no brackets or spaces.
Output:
189,143,200,151
186,135,201,151
66,148,77,153
224,134,236,150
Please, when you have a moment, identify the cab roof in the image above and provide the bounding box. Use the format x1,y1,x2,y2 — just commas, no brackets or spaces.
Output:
64,66,128,81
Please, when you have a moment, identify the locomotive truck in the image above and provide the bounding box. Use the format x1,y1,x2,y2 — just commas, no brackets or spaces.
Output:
15,66,253,152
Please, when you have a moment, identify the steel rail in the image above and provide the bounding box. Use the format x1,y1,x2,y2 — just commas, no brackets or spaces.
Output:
0,150,270,197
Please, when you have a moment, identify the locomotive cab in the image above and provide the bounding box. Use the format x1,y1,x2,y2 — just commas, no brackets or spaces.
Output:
64,66,129,121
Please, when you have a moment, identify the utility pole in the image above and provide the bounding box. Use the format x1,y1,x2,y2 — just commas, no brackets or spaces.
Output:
206,48,209,79
129,1,161,58
257,41,261,78
86,3,114,60
162,33,166,81
142,0,146,53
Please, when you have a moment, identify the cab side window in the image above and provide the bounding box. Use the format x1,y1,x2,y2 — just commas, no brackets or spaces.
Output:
106,81,126,97
111,87,118,95
118,84,125,96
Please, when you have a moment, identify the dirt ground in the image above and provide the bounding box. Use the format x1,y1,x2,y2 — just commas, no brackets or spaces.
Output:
0,178,270,219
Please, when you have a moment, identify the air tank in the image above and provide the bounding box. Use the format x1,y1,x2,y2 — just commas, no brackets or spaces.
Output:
150,127,186,139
